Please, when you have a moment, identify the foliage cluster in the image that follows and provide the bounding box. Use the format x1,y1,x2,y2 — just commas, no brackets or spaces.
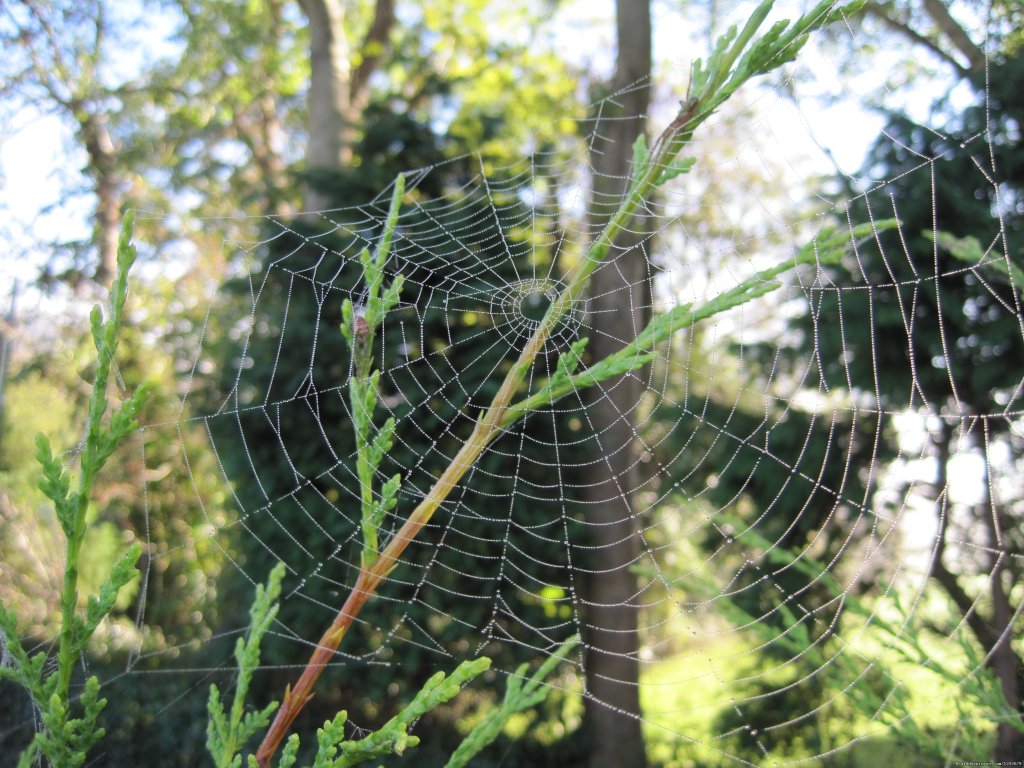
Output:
0,0,1021,766
0,217,146,768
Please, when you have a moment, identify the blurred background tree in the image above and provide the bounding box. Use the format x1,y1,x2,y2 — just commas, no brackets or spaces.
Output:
640,5,1024,762
787,48,1024,759
0,0,1020,766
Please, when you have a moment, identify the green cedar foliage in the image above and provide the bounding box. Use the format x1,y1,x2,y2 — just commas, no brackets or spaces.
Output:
0,216,148,768
207,560,580,768
207,109,590,754
800,54,1024,414
294,656,489,768
444,635,579,768
339,177,407,569
208,562,285,768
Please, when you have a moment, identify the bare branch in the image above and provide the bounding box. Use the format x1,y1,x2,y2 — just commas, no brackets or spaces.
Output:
862,1,970,77
921,0,986,72
350,0,396,104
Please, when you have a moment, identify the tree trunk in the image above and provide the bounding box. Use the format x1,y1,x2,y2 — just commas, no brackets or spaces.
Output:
349,0,395,117
862,0,984,78
252,0,292,218
921,0,986,72
299,0,352,211
252,91,291,218
991,562,1023,760
984,471,1023,760
80,113,121,288
930,421,1024,760
581,2,651,767
0,283,16,451
299,0,396,212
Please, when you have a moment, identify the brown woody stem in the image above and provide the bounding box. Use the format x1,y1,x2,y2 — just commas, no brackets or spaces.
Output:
254,102,697,767
254,0,870,756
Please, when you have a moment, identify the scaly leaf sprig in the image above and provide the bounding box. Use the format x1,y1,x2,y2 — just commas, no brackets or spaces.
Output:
444,636,579,768
339,176,406,569
928,230,1024,295
207,562,286,768
256,4,869,761
503,220,898,424
302,657,490,768
0,213,148,768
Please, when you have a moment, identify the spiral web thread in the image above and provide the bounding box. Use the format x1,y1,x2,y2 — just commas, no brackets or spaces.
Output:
129,27,1023,766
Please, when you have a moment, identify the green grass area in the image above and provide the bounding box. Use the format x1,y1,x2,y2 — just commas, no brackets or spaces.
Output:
635,608,997,767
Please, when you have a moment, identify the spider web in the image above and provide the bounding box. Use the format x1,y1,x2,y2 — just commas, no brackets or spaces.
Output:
125,24,1024,767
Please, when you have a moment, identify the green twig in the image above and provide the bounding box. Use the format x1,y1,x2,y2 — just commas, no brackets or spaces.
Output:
339,175,406,569
309,657,491,768
0,214,149,768
444,636,579,768
502,219,899,425
256,3,868,761
928,230,1024,294
208,563,286,768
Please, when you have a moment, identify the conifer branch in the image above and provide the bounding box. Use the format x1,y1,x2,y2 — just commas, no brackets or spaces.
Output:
0,215,148,768
256,3,867,762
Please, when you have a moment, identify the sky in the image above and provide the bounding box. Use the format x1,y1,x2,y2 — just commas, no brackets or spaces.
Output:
0,1,963,325
0,0,1001,624
0,1,182,310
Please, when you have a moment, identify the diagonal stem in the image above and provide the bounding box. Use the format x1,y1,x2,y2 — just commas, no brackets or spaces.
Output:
255,2,868,755
254,100,701,768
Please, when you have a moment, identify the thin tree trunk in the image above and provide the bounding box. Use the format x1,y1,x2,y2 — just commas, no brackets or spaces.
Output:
81,113,121,288
255,0,292,218
930,421,1024,759
94,171,120,288
0,282,16,452
252,91,291,219
861,1,969,77
349,0,395,115
581,2,651,767
991,564,1022,760
299,0,395,212
299,0,351,211
983,467,1023,760
921,0,986,72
